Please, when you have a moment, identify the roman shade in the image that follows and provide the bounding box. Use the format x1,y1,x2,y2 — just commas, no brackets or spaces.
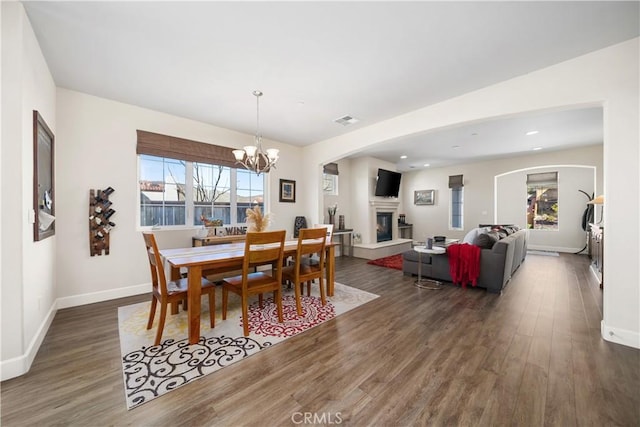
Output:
136,130,237,168
323,162,339,175
448,174,464,188
526,172,558,185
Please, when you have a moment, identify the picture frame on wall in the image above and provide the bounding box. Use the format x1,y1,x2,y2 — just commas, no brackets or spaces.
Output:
414,189,435,205
279,179,296,203
33,110,56,241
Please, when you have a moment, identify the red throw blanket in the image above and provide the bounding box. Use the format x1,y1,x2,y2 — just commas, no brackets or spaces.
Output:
447,243,481,287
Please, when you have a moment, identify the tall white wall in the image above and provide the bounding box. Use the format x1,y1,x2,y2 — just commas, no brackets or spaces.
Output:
1,2,57,379
302,39,639,348
496,164,595,252
346,157,403,245
55,89,305,303
400,145,601,250
322,158,352,226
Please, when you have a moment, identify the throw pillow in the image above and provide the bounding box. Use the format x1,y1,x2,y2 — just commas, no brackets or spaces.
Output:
473,231,499,249
462,227,488,244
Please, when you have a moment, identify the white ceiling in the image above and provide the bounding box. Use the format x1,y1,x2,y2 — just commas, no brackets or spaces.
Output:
22,1,638,169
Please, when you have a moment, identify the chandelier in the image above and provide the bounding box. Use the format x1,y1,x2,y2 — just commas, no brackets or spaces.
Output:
232,90,279,175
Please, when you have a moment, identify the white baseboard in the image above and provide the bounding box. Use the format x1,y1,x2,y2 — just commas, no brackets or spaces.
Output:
601,320,640,349
1,283,150,381
56,283,149,309
527,245,582,253
1,300,57,381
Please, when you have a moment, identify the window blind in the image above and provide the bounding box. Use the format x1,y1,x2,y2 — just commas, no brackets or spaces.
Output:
448,174,464,188
526,172,558,185
323,162,339,175
136,130,237,168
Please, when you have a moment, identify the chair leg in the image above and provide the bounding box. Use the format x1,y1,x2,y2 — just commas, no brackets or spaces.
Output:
147,297,157,330
306,281,311,296
222,288,228,320
241,294,249,336
155,301,168,346
294,280,303,316
258,293,264,309
274,288,283,322
208,290,215,328
319,277,326,306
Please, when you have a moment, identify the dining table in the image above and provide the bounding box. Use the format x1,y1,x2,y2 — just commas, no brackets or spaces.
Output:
159,240,336,345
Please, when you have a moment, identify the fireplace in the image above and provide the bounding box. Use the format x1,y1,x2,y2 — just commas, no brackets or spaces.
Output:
376,212,393,242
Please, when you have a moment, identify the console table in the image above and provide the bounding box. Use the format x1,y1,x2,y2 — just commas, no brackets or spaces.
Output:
192,234,246,247
589,224,603,288
398,224,413,239
333,228,353,257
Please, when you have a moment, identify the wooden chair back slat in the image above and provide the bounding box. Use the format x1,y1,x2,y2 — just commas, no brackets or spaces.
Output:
241,231,286,288
297,227,327,264
142,232,168,296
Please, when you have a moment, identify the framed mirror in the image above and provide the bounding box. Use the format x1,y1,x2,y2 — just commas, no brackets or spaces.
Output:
33,110,55,241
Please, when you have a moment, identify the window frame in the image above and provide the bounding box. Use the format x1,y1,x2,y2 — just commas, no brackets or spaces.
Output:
136,155,269,230
449,186,464,231
526,171,559,231
323,173,339,196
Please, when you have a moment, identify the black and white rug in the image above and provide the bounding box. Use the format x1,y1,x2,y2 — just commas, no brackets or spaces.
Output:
118,282,378,409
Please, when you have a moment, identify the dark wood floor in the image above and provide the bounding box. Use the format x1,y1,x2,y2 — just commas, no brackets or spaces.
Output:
2,253,639,426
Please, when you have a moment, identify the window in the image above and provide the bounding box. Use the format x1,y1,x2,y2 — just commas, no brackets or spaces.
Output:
136,130,266,228
139,155,186,226
450,187,464,230
323,162,339,195
323,174,338,195
449,174,464,230
527,172,558,230
139,155,265,227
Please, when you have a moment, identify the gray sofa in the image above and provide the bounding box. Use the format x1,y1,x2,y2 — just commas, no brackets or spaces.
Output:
402,228,528,294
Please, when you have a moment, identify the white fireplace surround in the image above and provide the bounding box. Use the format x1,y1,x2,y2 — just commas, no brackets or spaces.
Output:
368,200,400,244
350,199,412,259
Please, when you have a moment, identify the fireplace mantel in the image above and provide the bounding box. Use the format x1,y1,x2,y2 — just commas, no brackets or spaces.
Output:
369,200,400,208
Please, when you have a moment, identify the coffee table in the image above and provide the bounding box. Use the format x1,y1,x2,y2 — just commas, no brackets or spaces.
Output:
413,245,446,290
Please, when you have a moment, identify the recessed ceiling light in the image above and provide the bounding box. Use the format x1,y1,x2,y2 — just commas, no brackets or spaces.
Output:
452,145,460,149
400,155,407,159
526,130,539,136
423,163,430,167
333,115,359,126
532,147,543,151
471,133,478,136
297,101,305,107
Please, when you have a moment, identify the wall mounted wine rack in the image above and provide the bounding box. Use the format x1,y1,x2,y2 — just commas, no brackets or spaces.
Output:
89,187,116,256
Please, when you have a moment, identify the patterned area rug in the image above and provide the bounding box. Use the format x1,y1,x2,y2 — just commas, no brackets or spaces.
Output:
118,282,378,409
367,253,403,270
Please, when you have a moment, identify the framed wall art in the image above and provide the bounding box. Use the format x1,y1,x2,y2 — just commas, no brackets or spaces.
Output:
414,189,435,205
279,179,296,203
33,110,56,241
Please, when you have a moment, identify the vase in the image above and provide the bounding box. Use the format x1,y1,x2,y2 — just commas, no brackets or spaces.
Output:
329,214,335,225
338,215,345,230
294,216,307,238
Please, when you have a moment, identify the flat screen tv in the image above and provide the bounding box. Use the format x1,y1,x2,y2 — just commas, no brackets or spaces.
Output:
374,168,402,197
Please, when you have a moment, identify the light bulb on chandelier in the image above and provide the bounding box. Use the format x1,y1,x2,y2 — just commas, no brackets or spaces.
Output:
232,90,279,175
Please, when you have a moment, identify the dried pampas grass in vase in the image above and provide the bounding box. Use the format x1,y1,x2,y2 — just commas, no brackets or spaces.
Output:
246,205,271,232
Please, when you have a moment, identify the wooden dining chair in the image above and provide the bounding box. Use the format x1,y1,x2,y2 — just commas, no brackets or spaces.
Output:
142,232,216,346
282,227,327,316
221,230,286,336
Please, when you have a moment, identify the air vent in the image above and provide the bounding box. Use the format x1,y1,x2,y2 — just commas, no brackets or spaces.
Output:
334,115,359,126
